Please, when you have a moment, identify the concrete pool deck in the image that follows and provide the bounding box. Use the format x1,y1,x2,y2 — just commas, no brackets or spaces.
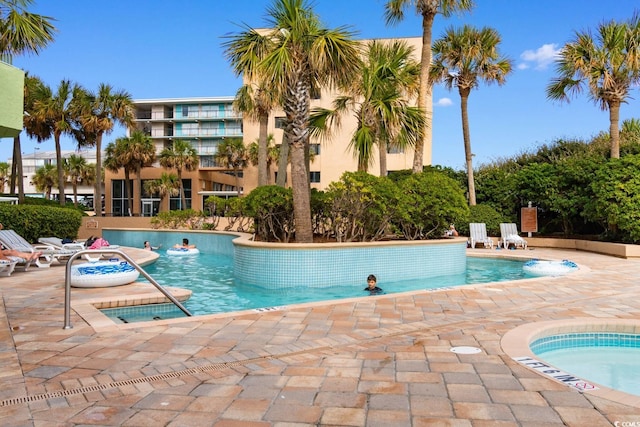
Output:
1,246,639,426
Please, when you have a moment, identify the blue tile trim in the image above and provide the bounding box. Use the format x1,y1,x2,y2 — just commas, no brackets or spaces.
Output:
531,332,640,354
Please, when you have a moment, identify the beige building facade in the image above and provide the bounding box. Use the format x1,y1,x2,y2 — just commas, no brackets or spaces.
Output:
104,36,429,216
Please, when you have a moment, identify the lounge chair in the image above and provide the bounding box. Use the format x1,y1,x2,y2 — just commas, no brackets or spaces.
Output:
469,223,494,249
0,230,78,268
38,237,85,251
0,257,19,277
499,223,528,249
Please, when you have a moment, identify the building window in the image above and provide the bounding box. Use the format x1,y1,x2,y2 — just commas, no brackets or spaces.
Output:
309,171,320,183
169,179,192,210
111,180,133,217
275,117,287,129
387,145,404,154
310,143,320,155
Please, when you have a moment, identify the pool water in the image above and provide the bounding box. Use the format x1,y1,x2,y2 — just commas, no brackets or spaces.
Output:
531,333,640,396
101,253,529,322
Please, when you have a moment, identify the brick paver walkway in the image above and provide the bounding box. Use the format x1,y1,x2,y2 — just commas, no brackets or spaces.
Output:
1,246,639,426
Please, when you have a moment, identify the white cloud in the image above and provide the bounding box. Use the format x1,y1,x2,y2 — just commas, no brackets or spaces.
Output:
436,97,453,107
519,43,561,70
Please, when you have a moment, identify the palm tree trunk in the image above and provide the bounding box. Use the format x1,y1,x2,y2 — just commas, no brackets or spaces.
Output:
94,133,103,216
378,138,388,177
178,173,186,210
276,133,289,187
12,136,25,203
290,142,313,242
459,90,476,205
609,100,621,159
134,167,142,216
412,13,436,173
54,133,66,206
124,169,131,216
258,114,269,186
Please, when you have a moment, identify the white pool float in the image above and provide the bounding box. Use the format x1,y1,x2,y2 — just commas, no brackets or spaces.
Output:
522,259,578,277
166,247,200,256
71,260,140,288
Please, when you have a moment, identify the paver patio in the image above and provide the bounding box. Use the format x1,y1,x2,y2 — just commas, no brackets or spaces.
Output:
1,246,639,426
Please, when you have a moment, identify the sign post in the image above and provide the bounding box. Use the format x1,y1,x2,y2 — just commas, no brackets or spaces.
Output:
521,202,538,238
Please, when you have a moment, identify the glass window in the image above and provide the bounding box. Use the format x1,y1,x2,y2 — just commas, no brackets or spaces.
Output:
310,143,320,155
310,172,320,183
275,117,287,129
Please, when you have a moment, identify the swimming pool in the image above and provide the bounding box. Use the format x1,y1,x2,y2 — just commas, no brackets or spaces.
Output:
101,251,529,322
530,333,640,396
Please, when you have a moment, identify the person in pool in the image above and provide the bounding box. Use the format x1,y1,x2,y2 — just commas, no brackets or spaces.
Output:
174,238,196,249
364,274,384,295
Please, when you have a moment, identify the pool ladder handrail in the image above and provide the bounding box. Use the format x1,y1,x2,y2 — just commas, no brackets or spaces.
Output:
63,249,192,329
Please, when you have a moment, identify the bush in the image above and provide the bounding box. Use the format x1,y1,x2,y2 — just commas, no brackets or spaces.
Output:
0,204,82,242
243,185,293,241
458,204,504,236
392,171,470,239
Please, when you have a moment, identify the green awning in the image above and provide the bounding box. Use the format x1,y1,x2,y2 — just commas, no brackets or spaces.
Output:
0,61,25,138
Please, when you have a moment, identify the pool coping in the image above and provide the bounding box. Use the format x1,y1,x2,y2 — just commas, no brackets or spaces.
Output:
501,318,640,408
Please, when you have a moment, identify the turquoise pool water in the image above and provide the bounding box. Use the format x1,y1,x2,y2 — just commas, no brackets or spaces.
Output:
531,333,640,396
101,252,529,322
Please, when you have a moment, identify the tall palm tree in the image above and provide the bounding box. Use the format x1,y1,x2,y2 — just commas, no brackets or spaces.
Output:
214,137,248,196
104,137,133,214
1,1,56,202
0,161,9,192
143,172,180,213
312,39,424,176
248,133,279,184
0,0,56,62
547,14,640,159
223,0,361,242
158,139,198,210
430,25,512,205
384,0,474,173
31,79,78,205
32,162,56,199
127,130,156,215
64,154,92,207
234,83,279,186
72,83,135,215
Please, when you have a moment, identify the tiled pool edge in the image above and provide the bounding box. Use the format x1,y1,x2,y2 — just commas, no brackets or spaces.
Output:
501,318,640,408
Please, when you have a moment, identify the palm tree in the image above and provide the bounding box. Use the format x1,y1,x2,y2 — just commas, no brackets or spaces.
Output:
547,14,640,159
127,130,156,215
311,39,424,176
104,137,133,214
31,79,78,205
158,139,198,210
384,0,474,173
0,161,9,192
0,0,56,61
214,137,248,196
64,154,91,207
71,83,135,215
223,0,361,242
1,1,56,202
430,25,512,205
32,162,56,199
248,133,279,184
144,172,180,213
234,83,279,186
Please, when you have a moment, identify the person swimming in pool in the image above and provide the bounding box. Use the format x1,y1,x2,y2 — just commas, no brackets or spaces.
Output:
174,238,196,249
364,274,384,295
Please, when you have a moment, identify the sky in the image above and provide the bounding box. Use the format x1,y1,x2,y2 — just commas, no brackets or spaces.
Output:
3,0,639,170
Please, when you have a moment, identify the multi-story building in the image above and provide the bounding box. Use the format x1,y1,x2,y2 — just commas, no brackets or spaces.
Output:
104,36,431,216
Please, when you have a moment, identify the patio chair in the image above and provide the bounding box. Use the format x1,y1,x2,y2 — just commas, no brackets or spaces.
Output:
0,257,19,277
499,223,528,249
469,223,494,249
0,230,78,268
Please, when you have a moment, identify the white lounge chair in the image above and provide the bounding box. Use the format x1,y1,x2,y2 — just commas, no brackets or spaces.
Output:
0,257,19,276
0,230,78,268
469,223,494,249
499,223,528,249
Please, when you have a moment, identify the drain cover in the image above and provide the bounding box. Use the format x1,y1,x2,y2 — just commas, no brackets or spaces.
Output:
450,346,482,354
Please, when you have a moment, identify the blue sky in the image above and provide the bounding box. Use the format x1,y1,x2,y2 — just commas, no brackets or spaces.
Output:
3,0,639,170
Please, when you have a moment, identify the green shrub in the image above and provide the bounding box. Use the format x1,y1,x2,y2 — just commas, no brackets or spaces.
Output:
392,171,470,239
243,185,293,241
0,204,82,242
458,204,504,236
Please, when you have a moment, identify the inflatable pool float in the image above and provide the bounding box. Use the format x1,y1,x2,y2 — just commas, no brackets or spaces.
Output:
522,259,578,277
70,260,140,288
166,247,200,256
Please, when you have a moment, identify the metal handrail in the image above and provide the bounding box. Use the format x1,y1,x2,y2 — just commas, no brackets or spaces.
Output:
64,249,192,329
